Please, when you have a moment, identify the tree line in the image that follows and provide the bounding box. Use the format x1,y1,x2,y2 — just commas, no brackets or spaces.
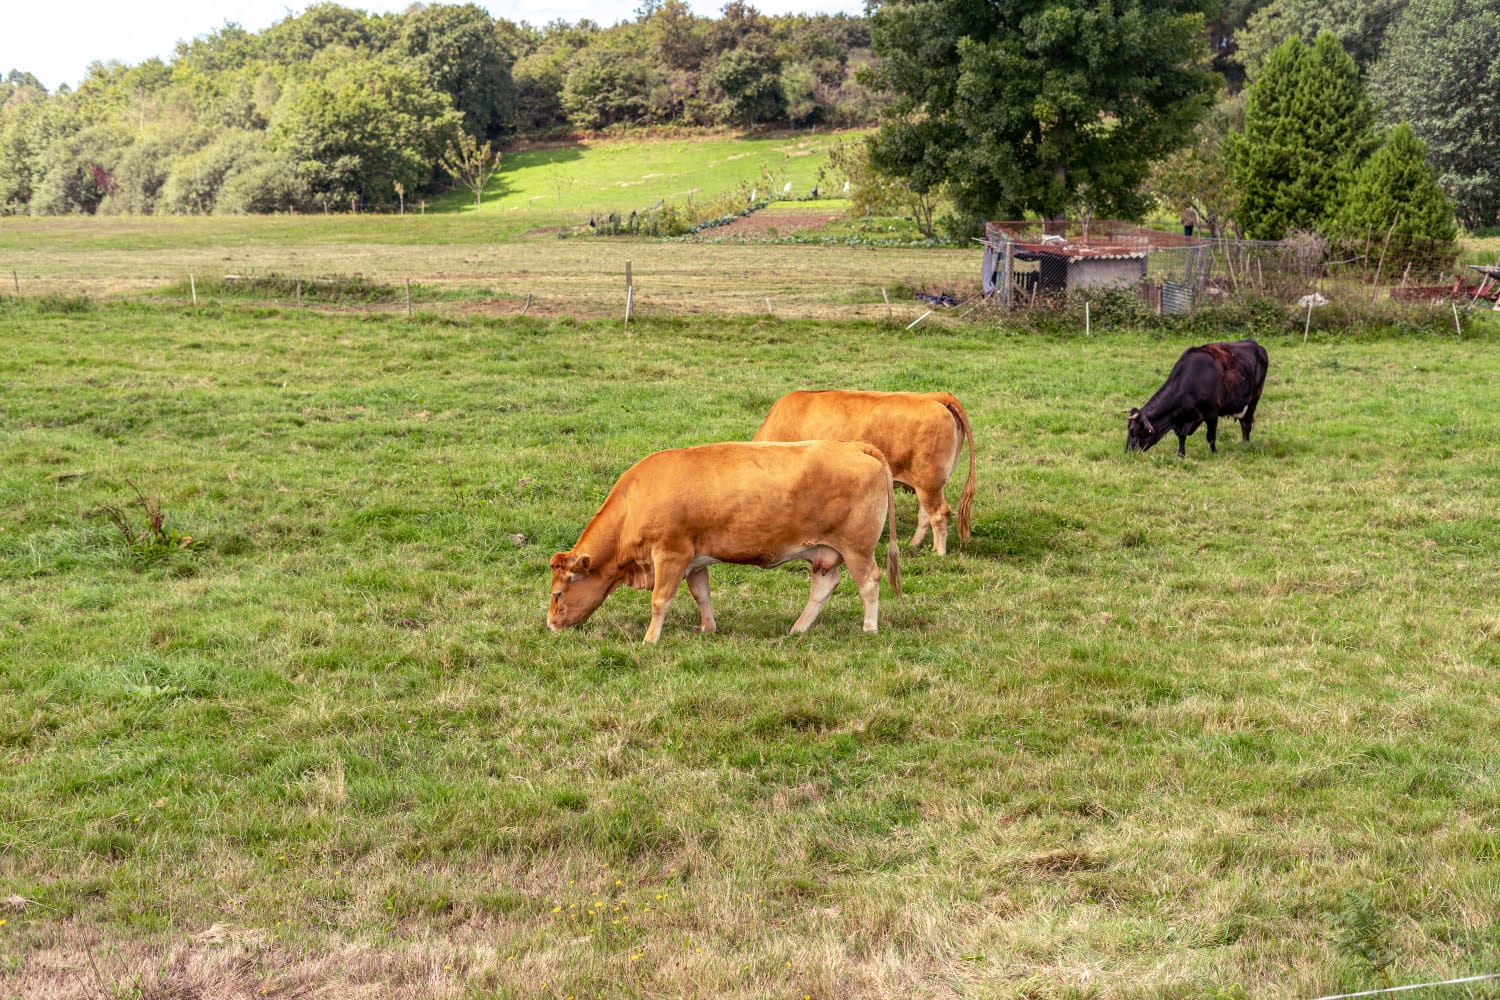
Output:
0,1,879,216
2,0,1495,238
861,0,1495,245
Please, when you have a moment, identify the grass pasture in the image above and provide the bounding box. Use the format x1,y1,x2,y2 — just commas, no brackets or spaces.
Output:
1,294,1499,999
439,132,842,218
0,214,975,318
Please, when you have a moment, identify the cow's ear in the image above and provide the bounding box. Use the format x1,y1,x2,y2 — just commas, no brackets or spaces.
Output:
574,553,591,573
550,552,570,570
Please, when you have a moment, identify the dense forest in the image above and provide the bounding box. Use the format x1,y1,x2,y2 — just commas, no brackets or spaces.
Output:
1,0,1495,230
0,1,878,216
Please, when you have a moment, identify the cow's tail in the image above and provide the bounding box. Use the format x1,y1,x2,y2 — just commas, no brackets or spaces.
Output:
857,441,901,598
939,393,977,550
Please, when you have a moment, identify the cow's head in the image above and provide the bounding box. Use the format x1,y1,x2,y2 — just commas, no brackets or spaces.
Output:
548,551,615,631
1125,408,1155,452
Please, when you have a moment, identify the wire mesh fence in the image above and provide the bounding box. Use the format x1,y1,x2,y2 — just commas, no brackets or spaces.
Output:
981,221,1500,317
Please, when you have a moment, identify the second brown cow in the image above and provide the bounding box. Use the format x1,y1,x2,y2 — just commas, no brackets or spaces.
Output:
752,390,976,555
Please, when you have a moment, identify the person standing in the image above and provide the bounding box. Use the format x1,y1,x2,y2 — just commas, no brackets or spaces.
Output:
1181,206,1198,237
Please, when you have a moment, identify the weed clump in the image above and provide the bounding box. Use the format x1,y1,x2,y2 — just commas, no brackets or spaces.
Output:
89,480,200,567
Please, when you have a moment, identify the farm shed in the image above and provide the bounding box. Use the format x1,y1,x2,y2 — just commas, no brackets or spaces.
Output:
981,221,1198,306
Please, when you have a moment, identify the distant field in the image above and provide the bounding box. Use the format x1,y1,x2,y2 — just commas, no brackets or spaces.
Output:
435,132,846,219
0,213,977,319
1,296,1498,998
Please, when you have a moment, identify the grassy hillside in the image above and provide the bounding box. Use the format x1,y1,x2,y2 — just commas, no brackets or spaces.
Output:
1,297,1498,998
434,132,846,220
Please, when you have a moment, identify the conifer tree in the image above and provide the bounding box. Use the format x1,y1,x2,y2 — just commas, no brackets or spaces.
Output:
1333,123,1457,276
1228,32,1376,239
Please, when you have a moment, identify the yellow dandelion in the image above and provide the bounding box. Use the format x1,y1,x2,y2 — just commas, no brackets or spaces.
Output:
615,879,622,886
0,919,8,928
552,906,561,913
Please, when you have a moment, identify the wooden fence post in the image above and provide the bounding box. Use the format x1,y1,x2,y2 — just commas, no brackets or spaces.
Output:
624,261,633,328
1000,238,1014,308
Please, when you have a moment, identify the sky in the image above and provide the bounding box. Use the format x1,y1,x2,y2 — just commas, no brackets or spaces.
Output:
4,0,866,94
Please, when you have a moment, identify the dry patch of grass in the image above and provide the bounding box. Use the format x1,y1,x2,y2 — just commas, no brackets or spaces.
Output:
0,217,972,320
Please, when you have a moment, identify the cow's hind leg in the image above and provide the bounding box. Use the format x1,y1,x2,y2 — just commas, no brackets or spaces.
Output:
1240,400,1259,441
842,550,883,632
790,549,843,634
914,486,953,556
1206,416,1219,453
686,566,716,634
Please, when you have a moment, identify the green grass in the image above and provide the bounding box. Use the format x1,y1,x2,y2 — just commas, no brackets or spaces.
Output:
1,296,1498,998
437,131,845,220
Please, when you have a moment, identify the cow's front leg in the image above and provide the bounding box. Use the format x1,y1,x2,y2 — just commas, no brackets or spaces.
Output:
1175,430,1188,458
909,506,931,550
643,553,691,643
686,566,716,633
790,549,843,634
1206,415,1219,453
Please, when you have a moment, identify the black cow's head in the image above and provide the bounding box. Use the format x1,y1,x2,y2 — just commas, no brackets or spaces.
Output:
1125,408,1155,452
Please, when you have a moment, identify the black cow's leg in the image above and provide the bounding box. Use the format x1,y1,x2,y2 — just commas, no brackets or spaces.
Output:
1175,431,1187,458
1240,401,1258,441
1206,416,1218,453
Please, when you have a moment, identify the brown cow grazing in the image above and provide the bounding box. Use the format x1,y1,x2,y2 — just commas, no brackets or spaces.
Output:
752,390,976,555
548,440,901,643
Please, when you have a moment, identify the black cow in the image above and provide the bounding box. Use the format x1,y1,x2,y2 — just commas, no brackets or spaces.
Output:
1126,339,1268,457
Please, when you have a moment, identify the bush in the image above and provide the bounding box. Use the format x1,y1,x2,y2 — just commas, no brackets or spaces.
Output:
160,131,266,215
215,154,311,214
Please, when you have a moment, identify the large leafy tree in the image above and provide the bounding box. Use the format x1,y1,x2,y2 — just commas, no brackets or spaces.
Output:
867,0,1219,224
561,29,659,129
706,42,782,126
1227,32,1375,239
269,55,461,208
1233,0,1406,79
395,3,515,140
0,76,51,212
1147,92,1244,237
1370,0,1500,230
